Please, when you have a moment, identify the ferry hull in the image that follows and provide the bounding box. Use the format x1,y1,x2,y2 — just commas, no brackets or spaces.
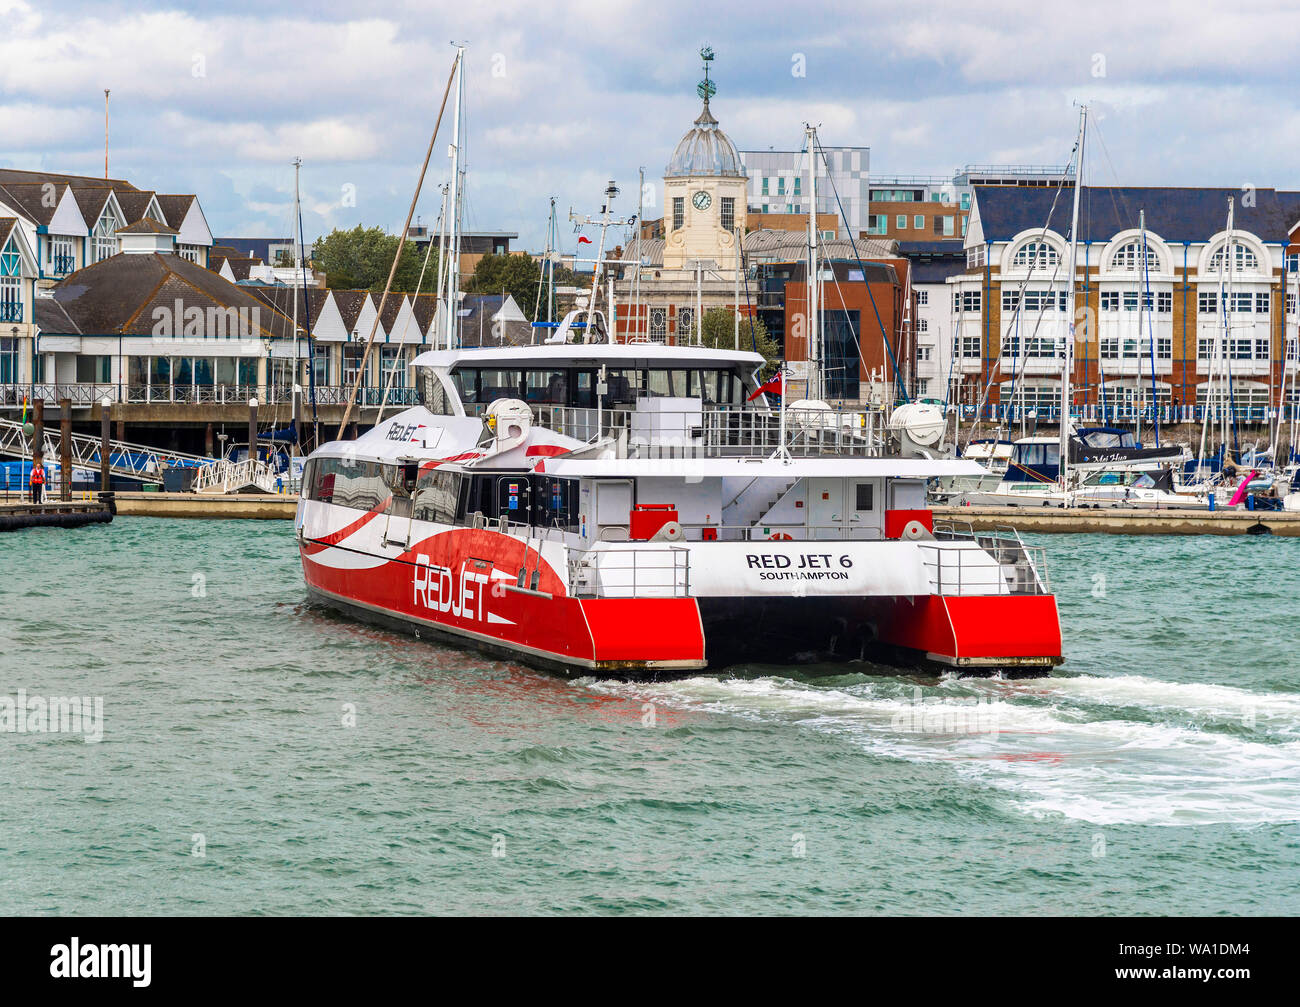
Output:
299,537,708,676
301,537,1062,678
695,594,1062,674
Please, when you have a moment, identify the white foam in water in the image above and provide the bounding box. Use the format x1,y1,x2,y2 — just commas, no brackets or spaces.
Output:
585,674,1300,827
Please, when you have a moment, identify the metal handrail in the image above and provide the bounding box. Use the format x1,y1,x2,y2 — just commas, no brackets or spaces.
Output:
568,544,691,598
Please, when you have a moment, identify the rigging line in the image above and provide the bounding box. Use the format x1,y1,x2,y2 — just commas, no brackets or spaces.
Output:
964,135,1078,447
823,263,887,401
966,186,1070,442
813,137,908,404
337,51,458,437
375,213,440,425
298,199,319,439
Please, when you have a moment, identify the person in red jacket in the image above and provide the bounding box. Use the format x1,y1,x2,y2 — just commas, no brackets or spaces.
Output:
30,459,45,504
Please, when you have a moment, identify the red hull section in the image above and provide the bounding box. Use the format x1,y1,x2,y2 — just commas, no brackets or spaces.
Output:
874,594,1063,669
300,527,706,673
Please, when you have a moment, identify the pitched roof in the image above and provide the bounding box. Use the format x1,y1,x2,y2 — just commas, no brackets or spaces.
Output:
377,292,405,331
42,252,294,338
410,293,437,331
744,228,897,259
247,285,331,325
117,217,178,235
34,296,81,335
896,239,966,284
0,168,140,191
210,244,242,259
330,290,370,333
154,194,195,229
114,189,157,224
0,218,17,247
211,255,261,281
0,181,68,226
71,186,114,224
973,185,1300,244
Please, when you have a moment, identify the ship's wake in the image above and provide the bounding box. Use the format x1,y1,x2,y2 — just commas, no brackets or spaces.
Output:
580,671,1300,827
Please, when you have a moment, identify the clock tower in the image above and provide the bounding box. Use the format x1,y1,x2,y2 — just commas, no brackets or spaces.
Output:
662,48,748,271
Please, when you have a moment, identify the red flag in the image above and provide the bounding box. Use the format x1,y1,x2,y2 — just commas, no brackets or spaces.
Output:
748,372,783,401
577,235,592,244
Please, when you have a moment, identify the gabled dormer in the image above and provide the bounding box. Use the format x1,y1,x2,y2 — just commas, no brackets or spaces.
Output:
73,187,128,264
0,180,90,279
0,218,38,326
157,194,214,267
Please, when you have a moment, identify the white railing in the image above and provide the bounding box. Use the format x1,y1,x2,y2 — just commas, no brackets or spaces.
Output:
466,401,887,457
0,383,419,409
0,416,209,482
193,457,278,495
567,545,691,598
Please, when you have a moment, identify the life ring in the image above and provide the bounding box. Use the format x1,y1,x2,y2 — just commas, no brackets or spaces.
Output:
770,532,793,541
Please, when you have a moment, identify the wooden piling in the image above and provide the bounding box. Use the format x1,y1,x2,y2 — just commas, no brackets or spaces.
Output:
59,397,72,501
248,397,258,463
100,401,111,492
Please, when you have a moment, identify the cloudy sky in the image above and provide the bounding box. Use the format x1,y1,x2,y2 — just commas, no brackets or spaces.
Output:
4,0,1300,252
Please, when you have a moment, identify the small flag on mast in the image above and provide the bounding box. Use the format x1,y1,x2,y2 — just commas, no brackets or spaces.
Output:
748,370,784,401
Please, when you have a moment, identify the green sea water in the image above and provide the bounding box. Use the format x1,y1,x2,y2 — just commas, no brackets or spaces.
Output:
1,518,1298,915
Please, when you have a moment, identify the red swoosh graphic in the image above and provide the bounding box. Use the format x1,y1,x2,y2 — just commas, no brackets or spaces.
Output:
303,496,391,555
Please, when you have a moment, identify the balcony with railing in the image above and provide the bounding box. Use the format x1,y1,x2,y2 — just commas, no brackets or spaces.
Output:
463,400,886,458
0,382,421,409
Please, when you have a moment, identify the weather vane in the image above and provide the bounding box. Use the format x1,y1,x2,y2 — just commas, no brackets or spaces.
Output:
697,46,716,102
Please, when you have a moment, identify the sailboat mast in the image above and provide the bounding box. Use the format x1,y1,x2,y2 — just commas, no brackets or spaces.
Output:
444,45,465,350
291,156,301,461
548,196,556,325
806,124,820,401
1060,105,1086,490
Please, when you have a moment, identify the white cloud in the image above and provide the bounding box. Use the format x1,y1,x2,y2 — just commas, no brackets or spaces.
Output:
4,0,1300,251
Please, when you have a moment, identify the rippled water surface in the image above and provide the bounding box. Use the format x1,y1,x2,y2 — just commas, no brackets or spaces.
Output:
1,518,1298,915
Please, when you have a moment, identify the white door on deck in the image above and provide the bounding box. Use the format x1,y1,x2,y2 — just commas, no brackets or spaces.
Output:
807,479,845,536
845,478,881,539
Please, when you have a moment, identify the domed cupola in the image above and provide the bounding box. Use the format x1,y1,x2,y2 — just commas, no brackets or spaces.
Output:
661,47,748,271
666,99,744,178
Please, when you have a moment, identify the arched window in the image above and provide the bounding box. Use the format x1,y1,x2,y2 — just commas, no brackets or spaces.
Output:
1209,241,1259,274
1110,239,1160,272
1011,241,1060,269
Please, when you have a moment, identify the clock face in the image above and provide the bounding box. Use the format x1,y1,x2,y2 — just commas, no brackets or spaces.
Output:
692,190,712,211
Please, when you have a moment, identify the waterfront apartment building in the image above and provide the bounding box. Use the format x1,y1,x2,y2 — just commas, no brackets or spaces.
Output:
0,168,214,388
865,165,1073,243
740,147,871,237
947,184,1300,422
896,240,967,400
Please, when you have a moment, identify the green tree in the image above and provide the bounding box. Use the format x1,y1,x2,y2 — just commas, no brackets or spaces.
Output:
312,225,439,293
700,307,780,375
464,253,580,322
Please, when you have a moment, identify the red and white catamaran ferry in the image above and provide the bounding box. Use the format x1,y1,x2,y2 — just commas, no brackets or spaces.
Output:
296,341,1063,676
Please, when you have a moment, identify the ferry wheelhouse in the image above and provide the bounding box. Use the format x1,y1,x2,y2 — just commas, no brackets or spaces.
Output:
295,343,1063,676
